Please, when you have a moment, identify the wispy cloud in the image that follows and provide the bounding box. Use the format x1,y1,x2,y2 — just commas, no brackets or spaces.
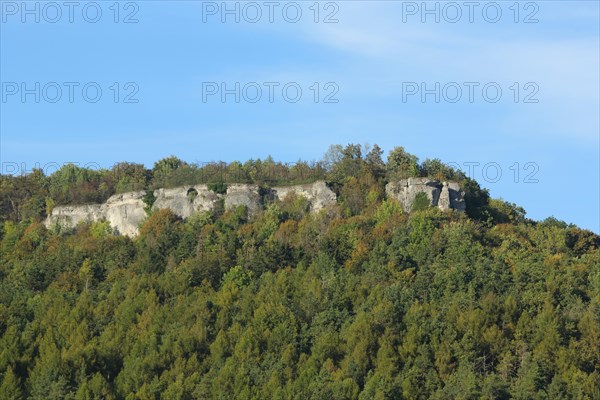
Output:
268,2,600,142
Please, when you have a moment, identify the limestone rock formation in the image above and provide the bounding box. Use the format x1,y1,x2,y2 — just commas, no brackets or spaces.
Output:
446,182,466,212
152,186,221,219
45,191,147,237
272,181,336,211
225,184,261,214
47,179,467,236
45,203,104,229
103,192,147,237
385,178,465,212
437,182,452,211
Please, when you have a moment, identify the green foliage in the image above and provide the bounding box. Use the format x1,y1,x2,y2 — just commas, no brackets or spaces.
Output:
89,220,112,238
387,146,420,179
322,144,385,216
20,194,46,222
411,192,431,212
142,190,156,214
420,158,464,181
278,192,311,220
1,145,598,399
153,155,184,177
137,209,182,273
187,187,199,202
462,177,491,220
1,144,468,223
222,265,253,288
326,143,364,186
207,182,228,195
365,144,386,179
0,368,23,400
48,163,112,205
110,162,149,193
482,199,527,225
1,169,49,222
374,198,403,226
566,227,600,256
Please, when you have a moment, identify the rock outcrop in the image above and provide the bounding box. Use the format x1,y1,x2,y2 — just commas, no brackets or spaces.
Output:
103,192,147,237
45,181,337,236
225,184,261,214
45,203,104,229
45,191,146,237
152,186,221,219
385,178,465,212
272,181,337,212
45,179,463,236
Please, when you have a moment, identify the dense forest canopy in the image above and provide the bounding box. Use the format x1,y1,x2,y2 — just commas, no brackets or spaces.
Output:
0,144,598,399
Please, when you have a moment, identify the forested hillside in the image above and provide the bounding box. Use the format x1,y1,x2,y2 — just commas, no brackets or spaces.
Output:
1,145,599,399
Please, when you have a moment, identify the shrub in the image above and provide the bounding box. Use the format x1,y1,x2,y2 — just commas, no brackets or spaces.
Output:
137,209,182,273
142,190,156,214
411,192,431,212
208,182,228,195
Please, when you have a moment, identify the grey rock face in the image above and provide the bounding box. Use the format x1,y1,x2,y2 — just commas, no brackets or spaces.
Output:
104,191,147,237
272,181,336,211
386,178,465,212
447,182,466,212
152,185,221,219
45,179,465,237
44,191,147,237
44,204,104,230
386,178,441,212
438,183,452,211
224,184,261,214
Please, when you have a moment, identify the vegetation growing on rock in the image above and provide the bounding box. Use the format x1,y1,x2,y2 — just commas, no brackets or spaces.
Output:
0,144,598,399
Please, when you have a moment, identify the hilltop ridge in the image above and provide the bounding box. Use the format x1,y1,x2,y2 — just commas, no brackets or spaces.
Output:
2,143,592,233
44,179,468,236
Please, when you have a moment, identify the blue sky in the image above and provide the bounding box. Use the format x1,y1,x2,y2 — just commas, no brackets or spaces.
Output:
1,1,599,232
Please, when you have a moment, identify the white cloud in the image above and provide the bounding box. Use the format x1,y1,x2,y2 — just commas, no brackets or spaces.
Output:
279,2,600,142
